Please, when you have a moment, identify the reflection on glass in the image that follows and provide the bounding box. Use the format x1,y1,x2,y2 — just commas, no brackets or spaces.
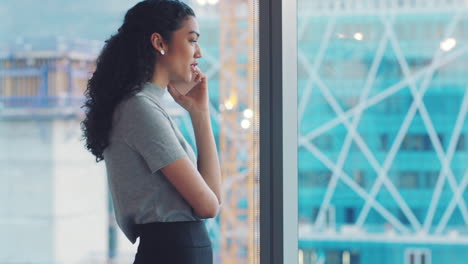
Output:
298,1,468,264
0,0,259,263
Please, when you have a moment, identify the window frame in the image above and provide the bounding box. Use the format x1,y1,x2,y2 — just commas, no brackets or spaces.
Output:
259,0,298,263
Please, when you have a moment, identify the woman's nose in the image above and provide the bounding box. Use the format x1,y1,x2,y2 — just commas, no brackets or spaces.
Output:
195,47,203,58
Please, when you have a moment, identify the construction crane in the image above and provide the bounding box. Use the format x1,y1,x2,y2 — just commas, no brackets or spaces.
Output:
217,0,258,263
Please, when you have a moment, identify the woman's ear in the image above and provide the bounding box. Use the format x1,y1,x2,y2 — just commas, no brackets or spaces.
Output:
150,32,167,55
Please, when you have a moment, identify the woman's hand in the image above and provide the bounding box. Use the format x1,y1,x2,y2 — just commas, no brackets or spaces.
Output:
168,67,209,114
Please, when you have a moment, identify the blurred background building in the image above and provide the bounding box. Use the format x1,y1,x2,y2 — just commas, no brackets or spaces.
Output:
297,1,468,264
0,0,259,263
0,37,109,263
1,0,468,264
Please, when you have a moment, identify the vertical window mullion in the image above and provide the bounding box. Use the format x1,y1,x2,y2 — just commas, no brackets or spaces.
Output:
259,0,298,263
282,0,298,263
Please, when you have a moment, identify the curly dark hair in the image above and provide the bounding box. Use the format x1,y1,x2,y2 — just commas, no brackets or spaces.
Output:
81,0,195,162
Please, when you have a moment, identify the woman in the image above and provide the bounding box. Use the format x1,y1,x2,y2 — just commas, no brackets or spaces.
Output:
81,0,222,263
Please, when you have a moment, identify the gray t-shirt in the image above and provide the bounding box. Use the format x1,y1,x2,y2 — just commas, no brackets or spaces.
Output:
103,82,200,244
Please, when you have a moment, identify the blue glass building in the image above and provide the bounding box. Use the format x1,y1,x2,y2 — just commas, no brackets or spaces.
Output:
296,3,468,264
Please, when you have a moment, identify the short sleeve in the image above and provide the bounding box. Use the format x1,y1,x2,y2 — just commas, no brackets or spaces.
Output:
122,96,186,173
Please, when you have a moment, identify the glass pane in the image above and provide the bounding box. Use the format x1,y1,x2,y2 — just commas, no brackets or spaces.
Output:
0,0,259,263
298,1,468,264
189,1,260,263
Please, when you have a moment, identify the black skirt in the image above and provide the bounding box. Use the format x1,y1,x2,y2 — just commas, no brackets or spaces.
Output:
133,220,213,264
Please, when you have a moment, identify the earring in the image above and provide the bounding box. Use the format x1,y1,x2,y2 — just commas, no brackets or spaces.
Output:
160,50,165,55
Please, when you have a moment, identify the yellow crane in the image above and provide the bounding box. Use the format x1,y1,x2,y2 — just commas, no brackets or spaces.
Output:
218,0,258,263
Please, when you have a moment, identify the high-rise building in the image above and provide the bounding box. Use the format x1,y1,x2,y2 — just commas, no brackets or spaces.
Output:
297,1,468,263
0,37,112,263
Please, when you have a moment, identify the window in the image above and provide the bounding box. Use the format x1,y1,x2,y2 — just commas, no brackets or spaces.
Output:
300,170,332,188
380,134,389,151
296,1,467,264
345,207,356,224
312,206,335,229
405,249,431,264
401,133,444,151
402,134,424,151
398,171,420,188
326,250,360,264
353,170,366,188
423,134,444,151
456,134,466,151
327,250,341,264
2,1,260,263
423,171,439,188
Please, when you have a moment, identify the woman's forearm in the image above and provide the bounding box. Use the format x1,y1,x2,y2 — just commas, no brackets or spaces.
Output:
189,110,223,205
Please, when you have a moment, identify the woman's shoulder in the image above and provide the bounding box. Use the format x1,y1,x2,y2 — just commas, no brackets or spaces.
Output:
115,93,168,123
111,94,168,137
120,92,163,112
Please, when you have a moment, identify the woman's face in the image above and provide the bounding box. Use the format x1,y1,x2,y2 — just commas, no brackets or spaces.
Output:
165,16,203,83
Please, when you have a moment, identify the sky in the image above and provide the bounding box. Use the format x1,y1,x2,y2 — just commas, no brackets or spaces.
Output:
0,0,138,42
